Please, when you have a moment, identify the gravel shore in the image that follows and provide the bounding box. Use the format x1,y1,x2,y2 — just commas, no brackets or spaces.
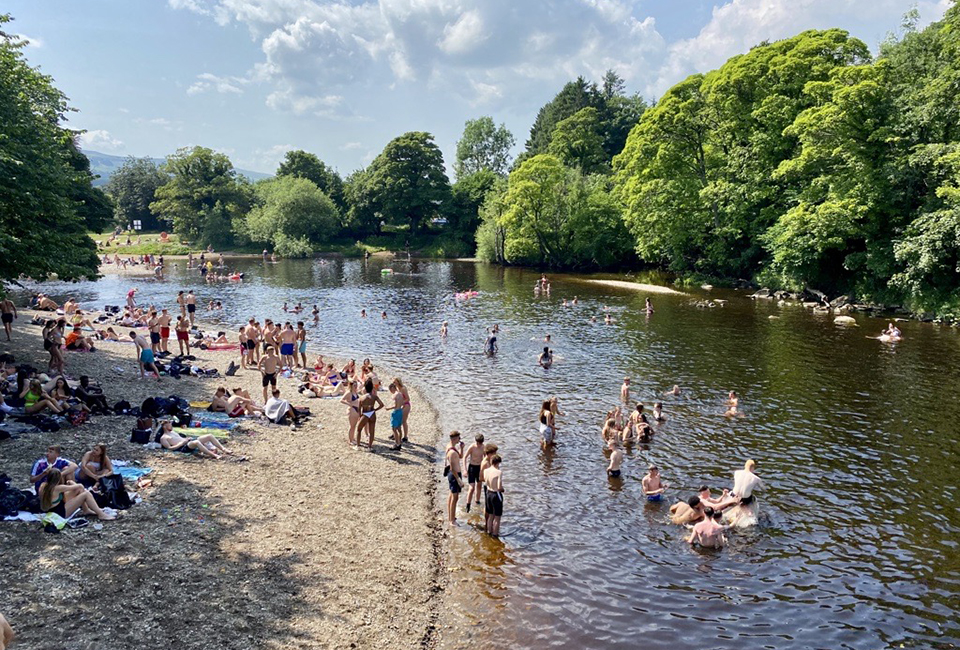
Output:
0,309,444,650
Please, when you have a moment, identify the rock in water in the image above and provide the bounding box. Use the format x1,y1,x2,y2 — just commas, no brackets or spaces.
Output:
834,315,857,326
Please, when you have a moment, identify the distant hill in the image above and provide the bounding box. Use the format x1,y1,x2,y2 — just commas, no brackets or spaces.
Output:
83,149,272,186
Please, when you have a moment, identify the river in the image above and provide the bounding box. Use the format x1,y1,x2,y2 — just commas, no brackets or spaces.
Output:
17,258,960,649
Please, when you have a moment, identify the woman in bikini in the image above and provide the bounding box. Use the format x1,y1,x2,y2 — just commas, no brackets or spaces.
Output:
75,443,114,487
394,377,412,442
50,377,90,413
340,379,362,447
21,379,63,415
356,378,384,452
40,468,115,521
539,399,556,449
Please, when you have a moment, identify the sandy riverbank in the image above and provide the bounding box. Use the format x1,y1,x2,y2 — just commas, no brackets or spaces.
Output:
0,309,444,649
582,279,686,295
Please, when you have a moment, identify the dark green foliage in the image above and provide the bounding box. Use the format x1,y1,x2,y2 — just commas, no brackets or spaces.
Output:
276,150,345,211
151,146,250,249
454,117,514,178
105,156,167,230
0,16,100,281
365,132,452,235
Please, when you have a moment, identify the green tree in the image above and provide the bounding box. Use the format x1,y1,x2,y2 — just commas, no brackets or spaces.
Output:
65,139,113,232
0,17,99,281
276,150,345,211
525,77,604,155
151,146,249,248
366,132,452,234
246,176,339,257
342,168,381,237
548,107,608,173
450,169,498,246
454,116,515,178
105,156,168,230
475,177,509,263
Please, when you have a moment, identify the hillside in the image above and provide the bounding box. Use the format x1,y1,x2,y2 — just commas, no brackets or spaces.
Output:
84,149,272,186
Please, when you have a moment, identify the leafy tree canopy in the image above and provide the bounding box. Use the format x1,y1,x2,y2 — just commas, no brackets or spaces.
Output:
276,150,345,211
454,116,515,178
0,15,100,282
246,175,339,257
105,157,167,231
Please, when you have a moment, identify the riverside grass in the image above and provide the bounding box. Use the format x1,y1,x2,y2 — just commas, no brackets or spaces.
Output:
0,308,444,650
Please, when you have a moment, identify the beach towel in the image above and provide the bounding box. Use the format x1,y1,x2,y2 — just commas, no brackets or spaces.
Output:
190,420,238,430
172,427,229,439
115,466,153,481
190,401,212,409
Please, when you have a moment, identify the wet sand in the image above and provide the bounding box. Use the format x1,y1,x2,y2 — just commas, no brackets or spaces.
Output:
0,310,444,649
584,279,686,295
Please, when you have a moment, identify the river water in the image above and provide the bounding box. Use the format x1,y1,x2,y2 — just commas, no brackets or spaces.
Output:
19,258,960,649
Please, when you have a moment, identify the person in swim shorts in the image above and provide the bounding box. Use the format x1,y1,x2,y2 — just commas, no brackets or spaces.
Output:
175,316,191,356
483,454,503,536
279,322,296,368
463,433,485,511
388,381,404,451
606,439,623,478
258,346,280,402
0,297,17,342
445,431,464,526
296,321,307,369
642,464,668,501
130,331,160,381
539,399,556,449
185,290,197,325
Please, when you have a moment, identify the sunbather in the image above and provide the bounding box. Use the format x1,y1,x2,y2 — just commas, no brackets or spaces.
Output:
158,420,236,459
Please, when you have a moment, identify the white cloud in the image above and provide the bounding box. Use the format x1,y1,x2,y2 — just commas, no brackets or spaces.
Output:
78,129,124,152
187,72,248,95
169,0,667,108
133,117,184,132
340,142,363,150
654,0,953,96
12,33,43,48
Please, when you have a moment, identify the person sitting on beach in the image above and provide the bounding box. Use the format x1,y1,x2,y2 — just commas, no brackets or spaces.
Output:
97,327,120,341
538,347,553,369
606,439,623,478
670,495,705,525
68,310,95,330
40,468,116,521
21,379,63,415
64,326,96,352
75,443,114,488
641,464,668,501
62,298,78,315
36,294,59,311
211,387,262,417
158,420,235,459
31,445,78,492
75,376,110,414
49,376,90,414
264,388,300,426
687,508,726,548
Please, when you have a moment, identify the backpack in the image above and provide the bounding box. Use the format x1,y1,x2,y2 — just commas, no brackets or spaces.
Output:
95,474,132,510
38,416,61,432
0,486,26,517
20,490,41,513
130,428,151,444
140,397,157,417
169,396,190,412
113,400,132,414
171,411,191,428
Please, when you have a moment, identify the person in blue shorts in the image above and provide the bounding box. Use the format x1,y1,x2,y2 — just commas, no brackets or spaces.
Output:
130,331,161,381
642,464,668,501
388,381,404,451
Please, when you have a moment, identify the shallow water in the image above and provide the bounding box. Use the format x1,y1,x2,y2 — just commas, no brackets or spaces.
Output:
20,258,960,649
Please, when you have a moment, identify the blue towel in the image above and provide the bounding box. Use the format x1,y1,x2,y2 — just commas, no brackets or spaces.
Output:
192,420,237,430
116,466,152,480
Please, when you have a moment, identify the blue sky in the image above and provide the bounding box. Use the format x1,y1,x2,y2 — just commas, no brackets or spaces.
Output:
6,0,952,177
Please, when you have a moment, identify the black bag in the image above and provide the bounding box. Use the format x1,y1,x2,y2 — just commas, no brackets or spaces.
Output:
170,396,190,412
171,411,191,428
38,416,61,432
130,428,151,444
0,487,26,517
140,397,158,417
96,474,132,510
113,400,132,414
20,490,41,514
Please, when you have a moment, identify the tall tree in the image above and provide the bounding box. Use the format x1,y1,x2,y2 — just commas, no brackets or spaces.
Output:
366,132,452,234
105,156,167,230
65,139,113,232
525,77,604,155
0,16,99,281
246,176,339,257
342,168,382,237
276,150,345,211
151,146,249,248
548,107,608,174
454,117,515,178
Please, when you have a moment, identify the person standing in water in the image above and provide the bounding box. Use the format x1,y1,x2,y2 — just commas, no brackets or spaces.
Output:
463,434,485,512
445,431,464,526
185,290,197,326
620,377,630,404
538,347,553,369
606,439,623,478
687,508,726,548
440,321,448,338
483,454,503,536
176,290,186,318
296,321,308,369
727,459,763,526
642,464,668,501
539,399,556,449
485,330,498,355
645,297,654,314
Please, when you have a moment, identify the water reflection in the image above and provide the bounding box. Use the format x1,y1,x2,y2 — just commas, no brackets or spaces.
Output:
16,259,960,649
